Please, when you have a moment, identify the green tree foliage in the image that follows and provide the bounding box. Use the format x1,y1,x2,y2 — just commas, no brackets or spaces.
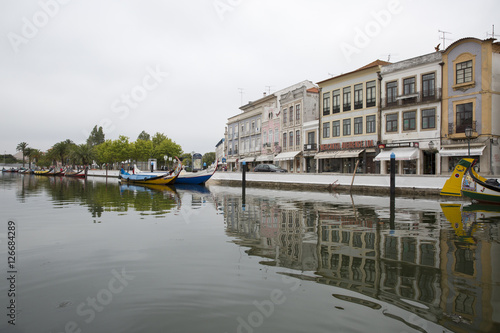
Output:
87,125,105,146
202,152,216,166
70,144,96,165
151,132,183,166
180,153,192,169
16,142,29,167
137,130,151,141
95,140,114,165
130,139,153,162
111,136,131,163
51,139,75,165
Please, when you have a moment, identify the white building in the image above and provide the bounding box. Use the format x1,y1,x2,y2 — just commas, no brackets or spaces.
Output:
378,52,442,175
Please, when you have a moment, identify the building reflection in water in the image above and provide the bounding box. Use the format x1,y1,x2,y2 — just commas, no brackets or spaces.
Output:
221,190,500,333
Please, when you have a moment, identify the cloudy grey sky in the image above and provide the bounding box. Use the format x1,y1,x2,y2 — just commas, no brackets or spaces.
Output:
1,0,498,156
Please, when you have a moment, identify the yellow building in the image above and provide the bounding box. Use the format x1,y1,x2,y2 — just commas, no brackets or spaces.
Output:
440,37,500,175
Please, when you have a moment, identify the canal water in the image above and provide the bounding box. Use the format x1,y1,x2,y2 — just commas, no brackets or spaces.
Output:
0,173,498,333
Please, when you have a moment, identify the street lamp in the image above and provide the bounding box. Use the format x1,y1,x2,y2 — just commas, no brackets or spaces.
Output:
428,141,435,174
465,127,473,157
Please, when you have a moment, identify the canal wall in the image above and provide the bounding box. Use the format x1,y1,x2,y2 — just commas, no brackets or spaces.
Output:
86,169,450,197
208,172,450,196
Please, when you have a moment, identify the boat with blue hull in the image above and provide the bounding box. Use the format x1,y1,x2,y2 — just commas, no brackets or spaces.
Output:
133,160,218,185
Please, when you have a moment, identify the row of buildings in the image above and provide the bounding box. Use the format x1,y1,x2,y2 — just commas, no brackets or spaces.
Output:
218,37,500,175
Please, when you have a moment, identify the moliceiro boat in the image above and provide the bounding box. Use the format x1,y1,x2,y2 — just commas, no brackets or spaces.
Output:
133,160,218,185
119,157,182,185
440,158,500,205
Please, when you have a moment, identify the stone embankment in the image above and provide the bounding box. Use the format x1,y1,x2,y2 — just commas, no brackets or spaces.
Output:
87,169,451,197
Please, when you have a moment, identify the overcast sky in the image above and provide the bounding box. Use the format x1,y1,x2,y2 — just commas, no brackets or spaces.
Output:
1,0,498,155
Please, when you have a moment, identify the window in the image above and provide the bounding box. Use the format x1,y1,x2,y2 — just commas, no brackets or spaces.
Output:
275,129,279,144
366,115,376,133
403,77,415,95
283,133,287,147
296,130,300,146
422,108,436,129
289,132,293,147
456,103,473,133
386,81,397,104
456,60,472,84
307,132,315,144
246,122,249,133
323,122,330,138
354,84,363,109
403,111,416,131
332,89,340,113
241,124,244,133
332,120,340,137
289,106,293,123
269,130,273,144
343,119,351,136
354,117,363,135
343,87,351,111
422,73,435,99
366,81,376,107
283,109,287,124
386,113,398,132
296,104,300,121
323,92,330,116
251,121,255,132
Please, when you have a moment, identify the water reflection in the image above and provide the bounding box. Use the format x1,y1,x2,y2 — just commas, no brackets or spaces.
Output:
220,188,500,333
4,173,499,332
11,174,213,221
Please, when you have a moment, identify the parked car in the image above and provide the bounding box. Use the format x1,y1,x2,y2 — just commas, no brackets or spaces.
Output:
253,164,287,173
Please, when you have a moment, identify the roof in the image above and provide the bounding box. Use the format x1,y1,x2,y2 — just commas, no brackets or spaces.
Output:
317,59,390,85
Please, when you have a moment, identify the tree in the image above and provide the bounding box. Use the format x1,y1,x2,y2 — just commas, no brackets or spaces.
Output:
16,142,28,167
202,152,216,166
137,130,151,141
28,148,41,167
87,125,105,147
51,139,75,165
150,133,183,167
70,144,96,166
130,139,153,162
95,140,114,166
180,153,192,170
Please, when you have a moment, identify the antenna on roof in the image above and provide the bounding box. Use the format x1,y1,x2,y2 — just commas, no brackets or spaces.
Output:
265,86,273,94
438,30,452,49
238,88,244,106
486,24,500,39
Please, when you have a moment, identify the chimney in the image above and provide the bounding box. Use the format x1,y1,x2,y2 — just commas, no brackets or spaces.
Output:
263,92,266,97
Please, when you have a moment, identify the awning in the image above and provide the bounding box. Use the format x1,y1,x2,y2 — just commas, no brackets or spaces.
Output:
314,149,364,159
374,148,419,161
274,151,301,161
439,146,485,157
240,157,255,163
226,158,237,163
256,154,274,162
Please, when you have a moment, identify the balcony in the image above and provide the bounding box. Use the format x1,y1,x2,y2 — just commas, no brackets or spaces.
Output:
382,88,441,108
304,143,317,151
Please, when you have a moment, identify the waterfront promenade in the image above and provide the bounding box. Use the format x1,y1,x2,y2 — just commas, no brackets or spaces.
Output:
86,169,452,196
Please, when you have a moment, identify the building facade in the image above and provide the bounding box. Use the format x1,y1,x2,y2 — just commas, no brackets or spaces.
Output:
378,52,442,175
440,37,500,175
275,85,319,173
317,60,389,174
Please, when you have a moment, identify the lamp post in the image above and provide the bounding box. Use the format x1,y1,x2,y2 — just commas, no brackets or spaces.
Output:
428,141,435,174
465,127,473,157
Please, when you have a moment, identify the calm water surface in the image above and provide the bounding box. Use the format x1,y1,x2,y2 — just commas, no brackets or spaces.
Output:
0,173,499,333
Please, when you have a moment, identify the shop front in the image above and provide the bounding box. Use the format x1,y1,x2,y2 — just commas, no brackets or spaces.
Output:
316,140,377,174
374,146,419,174
439,145,485,173
274,151,301,173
